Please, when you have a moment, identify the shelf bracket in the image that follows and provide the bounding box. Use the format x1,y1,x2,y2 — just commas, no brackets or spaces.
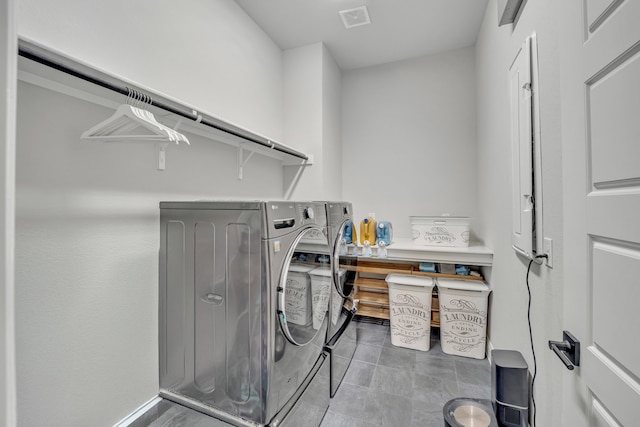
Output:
238,145,256,180
172,118,183,132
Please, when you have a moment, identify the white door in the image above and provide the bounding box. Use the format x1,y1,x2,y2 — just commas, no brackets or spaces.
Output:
0,0,17,426
560,0,640,425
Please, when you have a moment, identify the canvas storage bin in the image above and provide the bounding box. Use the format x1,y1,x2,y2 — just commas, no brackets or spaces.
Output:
437,278,491,359
386,274,435,351
285,264,315,326
410,216,470,247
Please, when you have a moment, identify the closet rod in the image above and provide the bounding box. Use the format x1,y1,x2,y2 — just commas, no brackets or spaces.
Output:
17,40,308,161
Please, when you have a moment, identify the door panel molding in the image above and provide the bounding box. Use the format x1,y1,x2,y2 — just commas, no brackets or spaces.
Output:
590,397,622,427
583,347,640,427
584,1,640,78
587,0,624,34
592,240,640,378
586,47,640,186
587,193,640,243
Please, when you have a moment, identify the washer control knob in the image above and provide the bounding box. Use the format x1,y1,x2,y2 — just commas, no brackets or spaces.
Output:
303,207,314,220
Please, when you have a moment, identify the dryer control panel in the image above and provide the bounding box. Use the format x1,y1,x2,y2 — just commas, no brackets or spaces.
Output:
264,201,298,239
263,201,327,239
298,202,327,228
327,202,352,225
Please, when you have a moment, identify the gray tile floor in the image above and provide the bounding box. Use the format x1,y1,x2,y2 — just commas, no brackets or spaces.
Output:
319,317,491,427
131,318,491,427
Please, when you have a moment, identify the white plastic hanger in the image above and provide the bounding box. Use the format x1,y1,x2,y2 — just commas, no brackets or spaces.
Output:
81,89,189,145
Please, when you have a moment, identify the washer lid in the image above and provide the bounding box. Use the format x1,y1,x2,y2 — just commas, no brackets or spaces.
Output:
437,278,490,293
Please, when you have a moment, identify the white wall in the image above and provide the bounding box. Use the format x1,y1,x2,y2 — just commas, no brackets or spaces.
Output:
283,44,323,199
475,0,564,425
283,43,342,200
17,0,285,142
14,1,289,425
341,47,478,237
15,81,285,427
321,44,343,201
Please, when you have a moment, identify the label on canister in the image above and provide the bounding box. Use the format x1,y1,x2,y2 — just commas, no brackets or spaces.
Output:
389,292,431,350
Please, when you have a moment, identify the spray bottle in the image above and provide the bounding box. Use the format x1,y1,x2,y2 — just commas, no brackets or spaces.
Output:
377,241,388,258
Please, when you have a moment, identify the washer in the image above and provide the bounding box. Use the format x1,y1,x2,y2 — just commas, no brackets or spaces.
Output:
159,201,330,427
322,201,359,397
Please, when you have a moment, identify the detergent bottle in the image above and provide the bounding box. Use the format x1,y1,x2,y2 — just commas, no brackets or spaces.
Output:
351,222,357,246
376,221,393,246
343,220,354,244
359,216,377,246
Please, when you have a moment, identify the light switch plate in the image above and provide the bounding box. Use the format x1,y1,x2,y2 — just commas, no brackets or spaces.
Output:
544,237,553,268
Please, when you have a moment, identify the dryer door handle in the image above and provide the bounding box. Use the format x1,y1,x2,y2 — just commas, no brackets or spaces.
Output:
273,218,295,229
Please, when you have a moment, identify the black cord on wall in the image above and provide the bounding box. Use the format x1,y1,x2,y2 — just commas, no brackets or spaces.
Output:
526,255,547,427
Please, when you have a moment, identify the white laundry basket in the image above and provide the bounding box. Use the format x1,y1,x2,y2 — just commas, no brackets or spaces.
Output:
308,267,347,327
309,267,333,330
285,264,315,326
437,278,491,359
385,274,435,351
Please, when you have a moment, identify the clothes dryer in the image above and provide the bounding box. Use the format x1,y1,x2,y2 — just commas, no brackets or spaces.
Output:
323,201,359,397
159,201,330,426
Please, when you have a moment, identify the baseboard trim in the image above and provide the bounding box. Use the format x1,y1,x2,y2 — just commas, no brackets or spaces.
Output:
112,395,162,427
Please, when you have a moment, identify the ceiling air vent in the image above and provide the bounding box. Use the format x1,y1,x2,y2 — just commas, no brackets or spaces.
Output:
339,6,371,29
497,0,525,26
